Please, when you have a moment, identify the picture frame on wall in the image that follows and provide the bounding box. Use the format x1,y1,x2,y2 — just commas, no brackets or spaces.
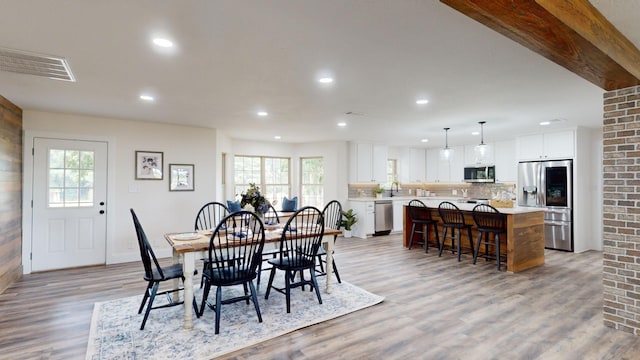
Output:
135,151,163,180
169,164,195,191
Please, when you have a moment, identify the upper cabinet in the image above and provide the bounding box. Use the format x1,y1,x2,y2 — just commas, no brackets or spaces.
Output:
408,148,426,182
494,139,516,182
426,145,463,182
349,143,388,182
516,131,574,161
464,143,495,166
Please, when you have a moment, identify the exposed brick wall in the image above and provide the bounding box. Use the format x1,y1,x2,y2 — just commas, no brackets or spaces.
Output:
602,85,640,335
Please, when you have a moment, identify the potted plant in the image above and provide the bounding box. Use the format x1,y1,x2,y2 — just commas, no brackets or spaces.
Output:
341,209,358,238
373,185,385,198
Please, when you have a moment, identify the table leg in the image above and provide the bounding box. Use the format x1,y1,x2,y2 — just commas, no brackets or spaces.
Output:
172,250,181,302
182,252,195,329
324,236,334,294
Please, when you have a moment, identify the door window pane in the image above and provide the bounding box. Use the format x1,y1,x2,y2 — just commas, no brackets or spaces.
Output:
48,149,95,208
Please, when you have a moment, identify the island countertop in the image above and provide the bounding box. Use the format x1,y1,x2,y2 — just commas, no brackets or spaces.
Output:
349,197,543,215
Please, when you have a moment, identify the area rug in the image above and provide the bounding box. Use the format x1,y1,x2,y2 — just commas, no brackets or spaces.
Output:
86,278,384,359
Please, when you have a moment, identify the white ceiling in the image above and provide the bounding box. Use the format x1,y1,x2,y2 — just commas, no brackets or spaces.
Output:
0,0,638,148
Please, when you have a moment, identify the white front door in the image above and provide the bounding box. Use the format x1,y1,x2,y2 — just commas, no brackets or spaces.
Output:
31,137,108,271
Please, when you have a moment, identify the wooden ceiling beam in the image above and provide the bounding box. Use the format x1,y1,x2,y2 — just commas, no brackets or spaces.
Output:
440,0,640,90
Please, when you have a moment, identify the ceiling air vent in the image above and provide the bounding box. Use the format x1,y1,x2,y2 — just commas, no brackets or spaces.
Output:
0,47,75,82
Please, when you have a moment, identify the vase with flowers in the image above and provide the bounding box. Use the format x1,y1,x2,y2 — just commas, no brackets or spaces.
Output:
240,183,270,219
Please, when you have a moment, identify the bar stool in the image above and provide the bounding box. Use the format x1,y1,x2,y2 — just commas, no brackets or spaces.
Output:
407,199,440,253
472,204,507,271
438,201,474,261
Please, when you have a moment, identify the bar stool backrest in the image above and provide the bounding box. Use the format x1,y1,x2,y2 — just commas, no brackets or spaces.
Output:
408,199,431,221
472,204,506,232
438,201,465,226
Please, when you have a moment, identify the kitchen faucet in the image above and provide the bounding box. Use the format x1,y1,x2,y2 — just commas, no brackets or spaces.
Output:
389,182,399,197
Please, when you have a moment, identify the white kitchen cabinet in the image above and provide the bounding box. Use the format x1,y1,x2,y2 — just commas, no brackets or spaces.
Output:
392,199,409,232
449,146,464,182
408,148,426,182
494,139,516,182
350,143,388,182
464,143,495,166
350,201,374,239
516,131,574,161
426,146,463,182
372,145,388,182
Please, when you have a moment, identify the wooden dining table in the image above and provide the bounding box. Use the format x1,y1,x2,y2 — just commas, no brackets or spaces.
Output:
164,223,342,329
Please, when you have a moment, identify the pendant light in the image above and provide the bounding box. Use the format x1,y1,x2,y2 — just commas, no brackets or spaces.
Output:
440,127,454,160
474,121,492,164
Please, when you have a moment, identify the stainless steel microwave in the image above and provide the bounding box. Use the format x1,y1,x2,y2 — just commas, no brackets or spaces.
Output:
464,165,495,183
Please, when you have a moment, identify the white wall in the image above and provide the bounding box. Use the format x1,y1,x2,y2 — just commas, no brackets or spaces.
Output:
22,110,219,267
21,111,351,271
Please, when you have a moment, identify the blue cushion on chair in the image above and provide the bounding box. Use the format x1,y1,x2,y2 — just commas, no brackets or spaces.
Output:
281,196,298,212
227,200,242,213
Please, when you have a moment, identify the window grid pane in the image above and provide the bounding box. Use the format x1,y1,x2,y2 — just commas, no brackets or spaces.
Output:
48,149,95,208
301,157,323,208
234,155,290,206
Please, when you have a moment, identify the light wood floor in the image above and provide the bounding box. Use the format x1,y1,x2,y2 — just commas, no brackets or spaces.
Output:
1,233,639,359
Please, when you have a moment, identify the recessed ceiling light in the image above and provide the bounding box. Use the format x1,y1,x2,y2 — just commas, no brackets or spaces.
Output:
139,94,154,101
471,131,480,135
421,138,429,143
318,77,334,84
257,111,269,117
153,38,174,48
337,122,347,127
539,121,551,126
274,135,281,140
416,99,429,105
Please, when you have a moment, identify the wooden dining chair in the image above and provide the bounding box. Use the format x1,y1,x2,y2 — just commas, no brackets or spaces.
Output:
315,200,343,283
130,209,198,330
198,211,266,334
264,206,325,313
195,201,229,288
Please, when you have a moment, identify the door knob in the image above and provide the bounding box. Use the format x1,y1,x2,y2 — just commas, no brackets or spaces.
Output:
99,210,105,214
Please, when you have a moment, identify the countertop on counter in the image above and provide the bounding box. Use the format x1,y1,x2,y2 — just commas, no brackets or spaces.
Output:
348,197,543,214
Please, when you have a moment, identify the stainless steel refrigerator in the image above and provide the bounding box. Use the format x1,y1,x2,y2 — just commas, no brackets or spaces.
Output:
517,160,573,251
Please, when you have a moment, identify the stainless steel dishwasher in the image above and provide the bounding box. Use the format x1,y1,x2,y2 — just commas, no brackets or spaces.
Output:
374,200,393,236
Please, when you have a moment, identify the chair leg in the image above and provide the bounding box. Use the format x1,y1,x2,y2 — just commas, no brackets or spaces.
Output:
456,229,462,261
467,227,474,258
433,223,440,250
285,270,292,313
473,231,482,264
309,268,323,305
248,280,263,323
140,282,159,330
409,223,417,249
138,281,153,314
484,233,490,262
243,283,250,304
317,255,325,272
264,267,277,300
496,234,502,271
332,259,342,283
214,286,222,334
199,277,211,317
438,227,448,257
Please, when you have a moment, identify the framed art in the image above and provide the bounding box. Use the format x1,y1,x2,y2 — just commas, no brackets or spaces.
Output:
135,151,163,180
169,164,195,191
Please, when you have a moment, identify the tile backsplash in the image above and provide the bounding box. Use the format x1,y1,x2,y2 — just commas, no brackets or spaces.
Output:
348,182,516,200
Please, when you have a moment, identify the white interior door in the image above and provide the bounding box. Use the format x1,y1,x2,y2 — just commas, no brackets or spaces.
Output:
31,137,108,271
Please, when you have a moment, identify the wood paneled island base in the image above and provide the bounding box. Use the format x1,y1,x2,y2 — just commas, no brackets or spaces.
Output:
403,203,545,272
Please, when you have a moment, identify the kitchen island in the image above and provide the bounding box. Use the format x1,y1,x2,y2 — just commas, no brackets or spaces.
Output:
403,200,545,272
